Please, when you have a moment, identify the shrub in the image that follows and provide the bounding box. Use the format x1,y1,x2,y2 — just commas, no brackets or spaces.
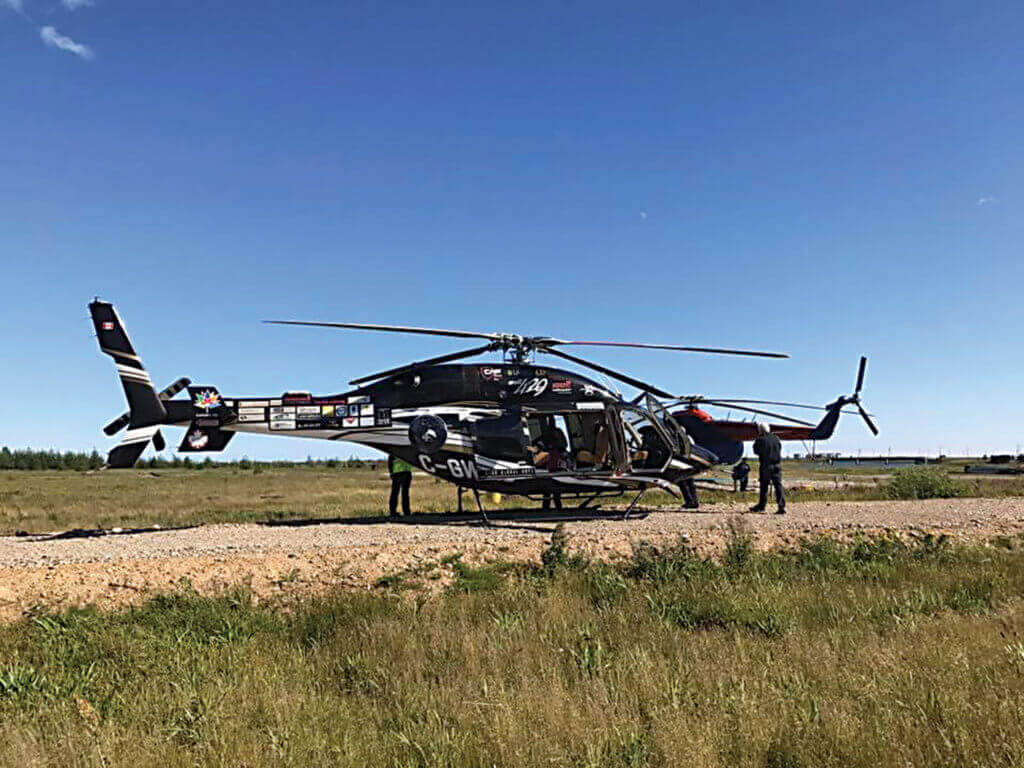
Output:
885,467,964,500
540,523,586,572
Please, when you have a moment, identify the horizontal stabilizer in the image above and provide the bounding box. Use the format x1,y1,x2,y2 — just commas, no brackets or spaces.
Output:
106,425,160,468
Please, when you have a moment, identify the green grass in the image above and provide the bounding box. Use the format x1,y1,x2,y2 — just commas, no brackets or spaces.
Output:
2,533,1024,766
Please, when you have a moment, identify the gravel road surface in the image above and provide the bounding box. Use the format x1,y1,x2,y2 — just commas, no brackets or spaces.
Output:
1,497,1022,621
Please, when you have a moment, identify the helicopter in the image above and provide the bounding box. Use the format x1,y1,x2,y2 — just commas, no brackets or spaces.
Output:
89,300,876,517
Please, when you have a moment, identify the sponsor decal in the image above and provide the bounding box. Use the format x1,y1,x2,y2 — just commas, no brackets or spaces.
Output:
551,379,572,394
360,404,374,416
195,417,219,427
343,415,359,428
358,416,375,428
375,408,392,427
348,395,370,404
270,420,296,430
576,402,604,411
482,467,537,478
101,321,115,331
581,383,609,398
193,390,222,410
321,405,335,416
480,367,503,381
238,400,270,408
513,378,549,397
270,406,296,416
269,399,282,406
224,401,234,407
348,404,361,417
296,406,320,416
187,429,209,449
238,407,266,417
237,413,265,423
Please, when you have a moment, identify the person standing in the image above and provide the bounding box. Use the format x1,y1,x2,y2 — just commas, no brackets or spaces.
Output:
732,458,750,492
750,424,785,514
388,454,413,517
680,477,700,510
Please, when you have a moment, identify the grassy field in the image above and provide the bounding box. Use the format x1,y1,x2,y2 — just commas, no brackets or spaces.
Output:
3,464,1024,534
1,530,1023,766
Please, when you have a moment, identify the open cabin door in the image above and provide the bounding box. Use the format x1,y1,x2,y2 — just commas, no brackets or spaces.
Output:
644,394,692,458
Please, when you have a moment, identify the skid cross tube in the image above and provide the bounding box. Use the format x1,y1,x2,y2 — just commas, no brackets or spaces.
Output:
622,489,647,520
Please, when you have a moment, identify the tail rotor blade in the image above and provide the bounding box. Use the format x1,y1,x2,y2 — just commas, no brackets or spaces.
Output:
855,356,867,394
856,404,879,436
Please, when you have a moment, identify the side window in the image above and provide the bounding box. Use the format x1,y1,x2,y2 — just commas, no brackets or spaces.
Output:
472,411,529,462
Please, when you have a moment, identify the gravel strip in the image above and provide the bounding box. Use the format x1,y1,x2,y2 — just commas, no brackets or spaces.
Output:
0,497,1022,621
1,497,1022,569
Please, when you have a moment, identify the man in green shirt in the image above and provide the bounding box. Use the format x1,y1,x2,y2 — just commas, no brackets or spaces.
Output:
388,454,413,517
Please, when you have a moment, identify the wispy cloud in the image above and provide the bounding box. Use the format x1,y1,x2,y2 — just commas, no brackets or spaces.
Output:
61,0,94,9
976,196,998,206
639,211,648,220
40,25,94,59
1,0,24,14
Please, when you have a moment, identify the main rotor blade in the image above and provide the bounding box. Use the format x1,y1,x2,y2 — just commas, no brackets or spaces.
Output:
349,343,497,385
857,403,879,436
700,401,814,426
265,320,499,342
855,356,867,394
688,398,874,417
541,347,675,399
554,340,788,359
671,399,872,417
695,398,829,411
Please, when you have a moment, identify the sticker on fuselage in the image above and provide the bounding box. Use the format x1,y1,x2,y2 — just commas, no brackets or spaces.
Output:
418,454,479,480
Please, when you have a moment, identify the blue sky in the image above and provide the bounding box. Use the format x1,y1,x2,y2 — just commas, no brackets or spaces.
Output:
1,0,1021,460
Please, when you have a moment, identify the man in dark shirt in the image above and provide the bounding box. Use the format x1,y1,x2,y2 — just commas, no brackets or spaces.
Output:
750,423,785,514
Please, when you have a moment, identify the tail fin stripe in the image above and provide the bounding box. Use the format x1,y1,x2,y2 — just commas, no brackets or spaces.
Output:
102,348,142,364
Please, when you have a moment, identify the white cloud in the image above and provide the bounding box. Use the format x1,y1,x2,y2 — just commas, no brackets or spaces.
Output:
976,196,998,206
40,25,94,59
1,0,24,13
639,211,648,220
62,0,94,9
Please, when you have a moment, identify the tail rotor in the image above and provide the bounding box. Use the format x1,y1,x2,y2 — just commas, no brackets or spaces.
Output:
844,356,878,436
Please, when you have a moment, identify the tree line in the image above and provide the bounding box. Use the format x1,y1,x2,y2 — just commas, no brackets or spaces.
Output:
0,447,382,471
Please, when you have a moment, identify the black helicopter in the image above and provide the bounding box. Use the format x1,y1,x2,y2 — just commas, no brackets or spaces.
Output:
90,300,876,514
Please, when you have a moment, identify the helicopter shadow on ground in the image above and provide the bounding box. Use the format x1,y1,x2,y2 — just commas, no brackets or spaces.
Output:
260,508,652,535
13,524,200,543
